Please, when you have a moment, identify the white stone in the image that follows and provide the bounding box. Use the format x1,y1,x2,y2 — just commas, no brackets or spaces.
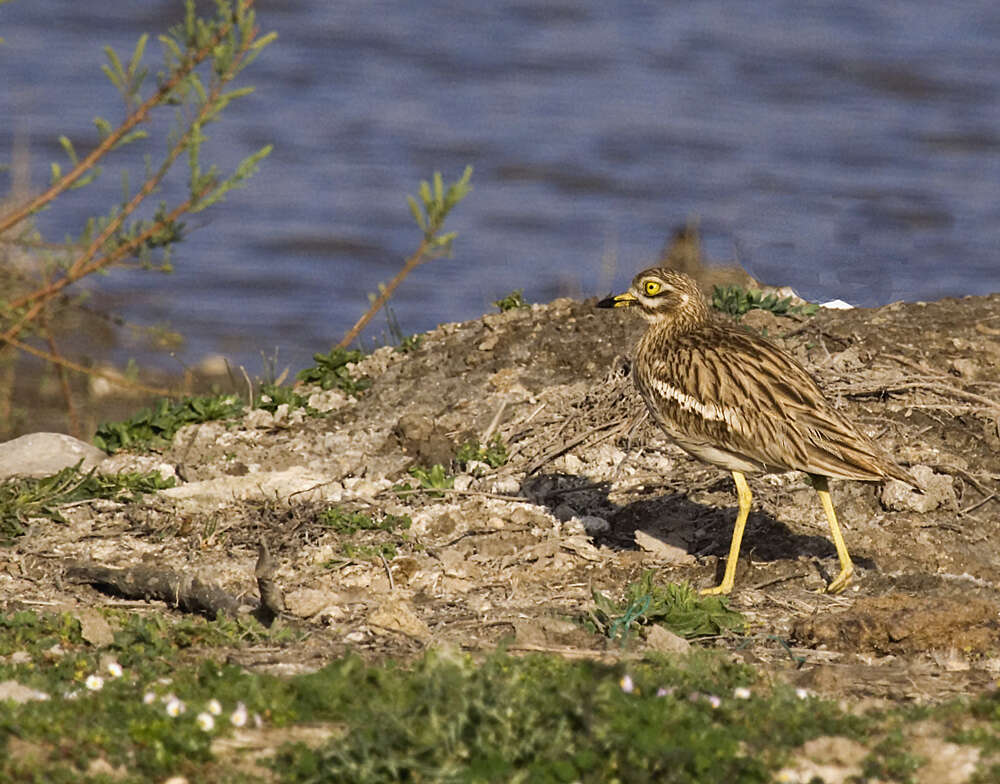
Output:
0,432,107,479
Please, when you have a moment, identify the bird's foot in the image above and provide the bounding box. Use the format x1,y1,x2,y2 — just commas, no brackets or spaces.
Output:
699,580,734,597
825,564,854,594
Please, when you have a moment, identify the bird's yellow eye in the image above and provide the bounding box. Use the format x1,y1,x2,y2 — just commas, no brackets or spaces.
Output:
643,280,661,296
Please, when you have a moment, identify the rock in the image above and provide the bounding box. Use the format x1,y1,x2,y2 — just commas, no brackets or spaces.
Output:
158,467,341,510
552,503,577,522
775,736,867,784
285,588,342,620
880,465,956,513
0,432,107,479
578,515,610,535
645,624,691,655
0,680,50,703
98,452,177,482
394,413,453,467
634,530,695,564
75,608,114,647
368,598,431,641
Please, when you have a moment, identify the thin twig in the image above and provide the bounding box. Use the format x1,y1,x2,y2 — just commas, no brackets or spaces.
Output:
336,237,432,349
379,553,395,592
0,6,243,237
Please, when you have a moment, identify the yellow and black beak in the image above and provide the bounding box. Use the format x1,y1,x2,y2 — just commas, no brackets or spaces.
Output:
596,291,637,309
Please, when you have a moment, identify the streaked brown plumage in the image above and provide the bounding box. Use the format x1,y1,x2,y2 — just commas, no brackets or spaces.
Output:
597,267,918,594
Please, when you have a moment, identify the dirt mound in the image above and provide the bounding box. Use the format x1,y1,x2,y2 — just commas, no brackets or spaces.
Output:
4,290,1000,700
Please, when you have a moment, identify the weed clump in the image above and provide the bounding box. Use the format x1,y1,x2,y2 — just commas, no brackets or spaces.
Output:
455,434,508,470
0,465,174,541
590,573,746,641
94,394,244,452
296,348,371,395
494,288,530,312
711,284,819,319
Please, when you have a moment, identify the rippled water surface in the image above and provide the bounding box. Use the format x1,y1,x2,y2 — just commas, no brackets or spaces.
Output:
3,1,1000,369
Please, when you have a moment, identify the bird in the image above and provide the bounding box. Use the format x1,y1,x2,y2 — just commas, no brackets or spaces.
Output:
597,267,919,595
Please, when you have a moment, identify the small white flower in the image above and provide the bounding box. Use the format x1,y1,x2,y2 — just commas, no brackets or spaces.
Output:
143,691,157,705
706,695,721,709
620,675,635,694
165,696,185,717
795,688,810,700
85,675,104,691
733,687,752,700
207,698,223,716
105,661,123,678
196,712,215,731
230,702,248,727
656,687,672,698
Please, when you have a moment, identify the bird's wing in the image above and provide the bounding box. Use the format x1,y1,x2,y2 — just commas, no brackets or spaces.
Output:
642,324,911,482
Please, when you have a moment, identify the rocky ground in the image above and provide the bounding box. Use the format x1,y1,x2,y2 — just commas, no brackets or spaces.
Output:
3,283,1000,711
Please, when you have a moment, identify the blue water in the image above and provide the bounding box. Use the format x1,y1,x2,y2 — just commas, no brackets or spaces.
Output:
3,1,1000,372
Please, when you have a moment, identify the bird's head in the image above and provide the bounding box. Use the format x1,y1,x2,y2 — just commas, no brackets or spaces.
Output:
596,267,709,327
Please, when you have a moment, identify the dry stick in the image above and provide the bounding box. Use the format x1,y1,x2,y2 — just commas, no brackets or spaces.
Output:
255,539,284,624
42,325,81,437
65,562,252,619
525,416,628,475
336,237,433,349
0,10,242,238
1,332,171,396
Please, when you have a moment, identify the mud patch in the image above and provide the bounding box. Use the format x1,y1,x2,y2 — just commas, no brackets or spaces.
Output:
793,594,1000,655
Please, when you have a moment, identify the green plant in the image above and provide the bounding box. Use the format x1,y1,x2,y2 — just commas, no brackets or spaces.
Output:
0,464,175,541
405,464,454,496
494,289,530,312
589,574,745,641
255,382,313,414
93,394,245,452
295,348,371,395
320,507,411,536
336,167,473,349
455,434,508,470
711,285,819,319
0,0,275,414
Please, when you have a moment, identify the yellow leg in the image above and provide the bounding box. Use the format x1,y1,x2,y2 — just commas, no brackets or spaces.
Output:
701,470,752,596
812,475,854,593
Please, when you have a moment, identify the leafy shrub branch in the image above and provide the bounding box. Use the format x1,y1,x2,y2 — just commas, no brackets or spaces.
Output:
0,0,275,403
336,166,473,349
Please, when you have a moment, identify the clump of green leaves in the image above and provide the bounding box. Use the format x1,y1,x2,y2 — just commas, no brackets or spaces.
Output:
320,507,412,536
405,464,454,496
589,574,745,641
94,394,245,452
255,382,314,414
455,434,508,470
711,285,819,319
320,507,412,563
0,465,175,541
494,289,530,312
296,348,371,395
406,166,474,258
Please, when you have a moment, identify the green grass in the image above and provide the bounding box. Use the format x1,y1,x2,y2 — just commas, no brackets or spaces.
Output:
711,285,820,319
2,609,999,782
0,465,175,542
94,394,245,452
320,507,412,563
589,574,746,641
